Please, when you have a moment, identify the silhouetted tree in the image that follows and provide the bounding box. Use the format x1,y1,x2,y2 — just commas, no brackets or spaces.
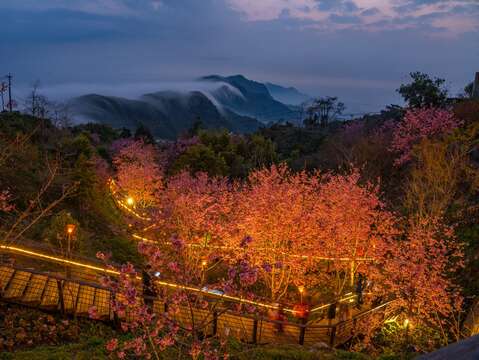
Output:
397,72,448,108
24,80,50,118
119,127,132,138
134,123,155,144
463,82,474,98
50,102,71,128
304,96,345,127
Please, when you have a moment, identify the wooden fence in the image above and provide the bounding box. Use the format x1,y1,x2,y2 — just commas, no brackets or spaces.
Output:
0,260,395,347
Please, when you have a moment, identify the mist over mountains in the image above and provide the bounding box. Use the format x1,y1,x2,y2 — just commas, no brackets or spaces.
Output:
69,75,310,139
264,82,310,106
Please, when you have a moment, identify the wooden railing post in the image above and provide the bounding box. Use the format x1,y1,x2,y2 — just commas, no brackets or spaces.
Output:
329,325,336,347
110,291,120,329
212,311,218,336
252,318,258,344
57,279,65,315
299,319,307,345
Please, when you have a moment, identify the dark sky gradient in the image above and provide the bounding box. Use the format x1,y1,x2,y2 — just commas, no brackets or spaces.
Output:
1,0,478,113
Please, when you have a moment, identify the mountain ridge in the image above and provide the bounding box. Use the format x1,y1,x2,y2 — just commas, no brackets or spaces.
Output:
264,82,311,106
200,74,299,122
69,91,262,139
69,74,308,139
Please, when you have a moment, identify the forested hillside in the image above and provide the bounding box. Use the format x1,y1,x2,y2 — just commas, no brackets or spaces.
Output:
0,73,478,359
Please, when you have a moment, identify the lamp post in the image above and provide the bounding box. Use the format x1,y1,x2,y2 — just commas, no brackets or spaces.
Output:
201,258,207,284
65,224,76,278
298,285,305,304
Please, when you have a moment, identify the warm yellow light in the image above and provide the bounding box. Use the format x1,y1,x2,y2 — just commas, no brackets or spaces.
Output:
126,197,134,206
298,285,305,294
384,315,398,324
201,259,208,267
66,224,76,235
132,234,155,243
403,319,410,327
1,244,370,316
0,244,119,276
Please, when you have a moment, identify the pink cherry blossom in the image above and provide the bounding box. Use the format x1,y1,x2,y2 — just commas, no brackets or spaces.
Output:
390,107,462,165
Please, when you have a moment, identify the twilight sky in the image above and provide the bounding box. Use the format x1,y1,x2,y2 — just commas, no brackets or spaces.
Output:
1,0,478,113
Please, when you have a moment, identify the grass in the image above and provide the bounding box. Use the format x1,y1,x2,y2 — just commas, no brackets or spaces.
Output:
0,305,400,360
0,337,107,360
1,339,409,360
234,345,371,360
0,344,372,360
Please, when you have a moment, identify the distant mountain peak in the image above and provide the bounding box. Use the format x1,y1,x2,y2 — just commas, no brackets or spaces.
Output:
202,74,311,107
69,90,261,139
201,74,270,96
264,82,311,106
68,74,304,139
200,74,299,122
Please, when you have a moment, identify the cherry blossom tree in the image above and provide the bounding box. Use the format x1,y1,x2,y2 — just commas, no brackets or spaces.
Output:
225,165,396,302
94,238,259,360
153,171,234,247
107,156,467,354
224,165,321,301
112,139,163,209
390,108,462,166
376,219,464,350
307,170,397,298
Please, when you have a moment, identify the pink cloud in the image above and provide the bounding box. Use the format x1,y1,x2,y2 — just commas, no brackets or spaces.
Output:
226,0,479,36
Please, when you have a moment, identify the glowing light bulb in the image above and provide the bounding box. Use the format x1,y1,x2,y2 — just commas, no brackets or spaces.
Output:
126,197,134,206
66,224,76,235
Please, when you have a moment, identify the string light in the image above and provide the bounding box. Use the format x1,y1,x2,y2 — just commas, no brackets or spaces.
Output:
0,177,392,328
110,178,374,262
129,232,374,262
105,178,383,314
0,244,120,275
0,244,295,312
1,243,374,317
108,180,151,221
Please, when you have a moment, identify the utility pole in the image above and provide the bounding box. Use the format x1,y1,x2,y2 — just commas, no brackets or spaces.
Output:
0,82,5,112
7,73,12,112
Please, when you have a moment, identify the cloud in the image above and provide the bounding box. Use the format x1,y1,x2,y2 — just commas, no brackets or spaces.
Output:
329,14,361,24
361,7,380,16
14,80,244,103
1,0,477,115
316,0,359,12
0,0,164,16
6,0,479,36
226,0,479,36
